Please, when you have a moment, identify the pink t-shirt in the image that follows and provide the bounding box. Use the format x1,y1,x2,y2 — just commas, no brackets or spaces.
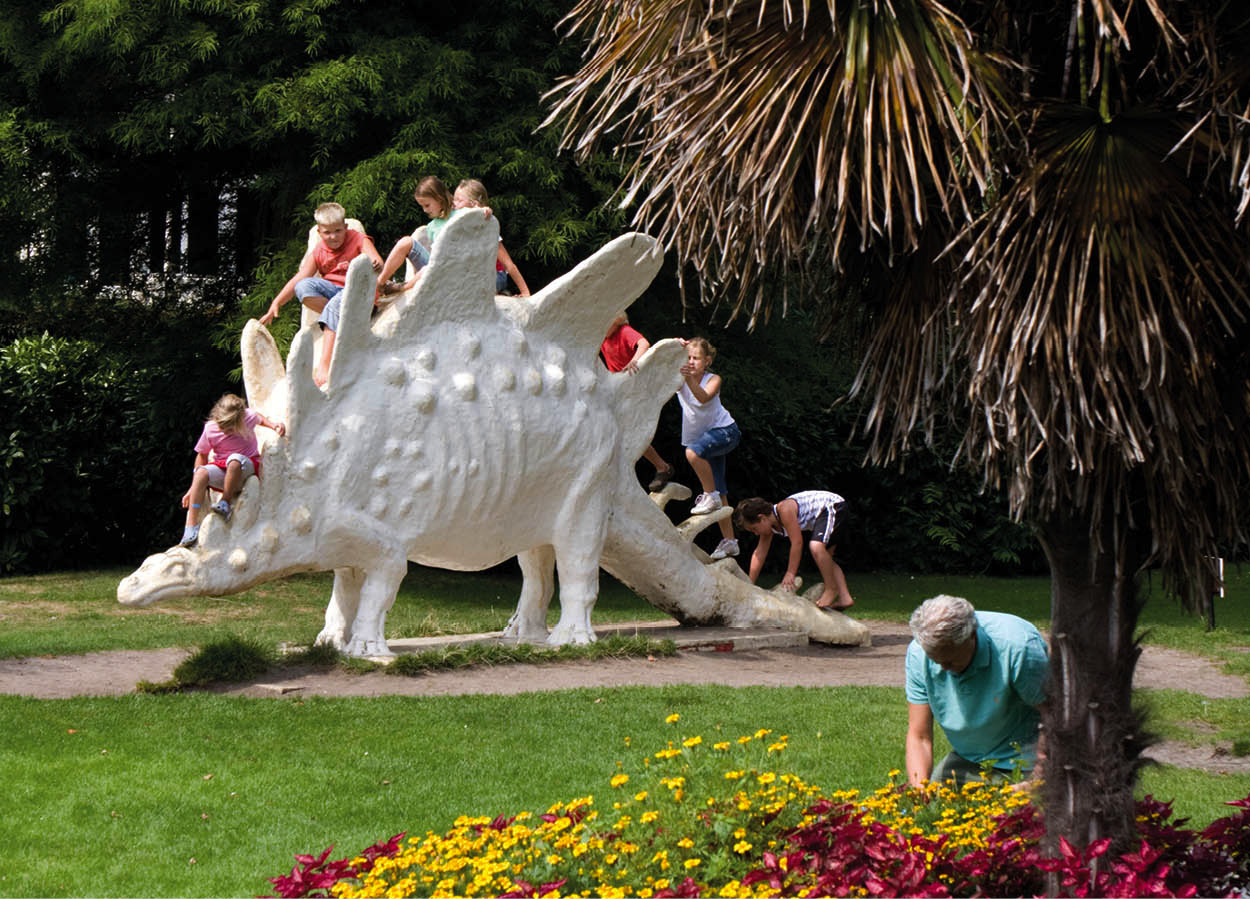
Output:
195,409,262,461
600,323,645,372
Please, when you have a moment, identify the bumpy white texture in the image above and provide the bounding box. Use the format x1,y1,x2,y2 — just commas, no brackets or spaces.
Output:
117,214,870,655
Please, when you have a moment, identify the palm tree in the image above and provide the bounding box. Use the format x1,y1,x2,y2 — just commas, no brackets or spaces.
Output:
545,0,1249,857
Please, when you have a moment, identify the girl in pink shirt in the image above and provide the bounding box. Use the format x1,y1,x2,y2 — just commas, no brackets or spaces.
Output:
179,394,285,547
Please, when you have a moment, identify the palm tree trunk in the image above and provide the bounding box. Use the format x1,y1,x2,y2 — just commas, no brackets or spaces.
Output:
1037,504,1152,871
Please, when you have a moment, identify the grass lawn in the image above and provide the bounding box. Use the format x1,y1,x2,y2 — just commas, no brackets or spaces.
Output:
0,563,1245,897
0,686,1245,899
1,563,1246,672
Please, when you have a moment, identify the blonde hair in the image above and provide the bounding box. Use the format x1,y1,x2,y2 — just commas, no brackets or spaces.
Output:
414,176,453,218
687,337,717,364
313,202,346,226
456,178,490,207
209,394,248,435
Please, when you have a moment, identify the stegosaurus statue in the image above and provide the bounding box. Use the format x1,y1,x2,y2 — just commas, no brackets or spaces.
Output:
117,213,870,654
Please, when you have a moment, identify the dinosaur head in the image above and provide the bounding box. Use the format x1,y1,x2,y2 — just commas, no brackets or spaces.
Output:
117,471,310,606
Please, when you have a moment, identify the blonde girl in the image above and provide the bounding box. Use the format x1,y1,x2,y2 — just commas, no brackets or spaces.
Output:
453,179,531,296
179,394,285,547
678,338,741,559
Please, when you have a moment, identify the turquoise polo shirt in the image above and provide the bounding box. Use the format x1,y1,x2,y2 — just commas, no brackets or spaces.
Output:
905,611,1049,770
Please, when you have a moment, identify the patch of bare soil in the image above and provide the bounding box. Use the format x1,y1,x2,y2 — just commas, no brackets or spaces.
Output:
0,621,1245,774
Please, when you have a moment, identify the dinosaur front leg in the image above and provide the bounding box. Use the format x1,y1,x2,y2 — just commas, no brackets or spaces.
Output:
342,554,408,658
504,545,555,641
316,567,365,649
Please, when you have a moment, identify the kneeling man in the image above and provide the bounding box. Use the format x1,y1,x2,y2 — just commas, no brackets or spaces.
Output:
905,594,1049,787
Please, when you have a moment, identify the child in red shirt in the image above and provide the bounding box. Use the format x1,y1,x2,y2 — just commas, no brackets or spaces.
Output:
601,312,675,491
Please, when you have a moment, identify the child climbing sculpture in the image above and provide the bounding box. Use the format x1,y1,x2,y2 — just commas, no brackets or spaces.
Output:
179,393,286,547
601,311,675,492
678,337,740,560
258,202,384,387
733,491,855,611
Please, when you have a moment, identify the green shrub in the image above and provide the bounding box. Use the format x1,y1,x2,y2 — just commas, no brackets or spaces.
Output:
0,332,228,572
171,635,275,686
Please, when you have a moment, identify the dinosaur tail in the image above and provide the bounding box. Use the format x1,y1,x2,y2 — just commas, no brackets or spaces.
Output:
602,487,871,646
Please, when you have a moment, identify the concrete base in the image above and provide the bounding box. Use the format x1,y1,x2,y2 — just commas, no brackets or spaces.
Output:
383,619,808,658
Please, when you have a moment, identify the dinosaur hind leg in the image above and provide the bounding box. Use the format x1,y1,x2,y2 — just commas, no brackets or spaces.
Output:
504,545,555,641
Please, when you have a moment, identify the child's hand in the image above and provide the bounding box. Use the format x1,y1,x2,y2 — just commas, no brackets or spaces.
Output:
274,422,287,437
624,360,640,375
781,572,797,591
180,490,193,509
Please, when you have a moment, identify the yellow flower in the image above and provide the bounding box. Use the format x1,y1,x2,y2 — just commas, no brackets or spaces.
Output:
734,840,753,853
665,713,680,724
737,736,752,744
757,772,777,785
754,728,773,739
683,858,702,869
610,773,630,788
682,735,703,748
677,837,694,849
640,811,659,824
724,770,745,780
634,790,649,802
713,741,730,751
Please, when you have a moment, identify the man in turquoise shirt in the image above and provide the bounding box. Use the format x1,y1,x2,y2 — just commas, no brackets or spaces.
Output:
905,595,1049,787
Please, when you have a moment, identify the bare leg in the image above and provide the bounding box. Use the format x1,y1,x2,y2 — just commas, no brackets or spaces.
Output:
300,295,329,315
377,236,414,286
717,496,734,540
314,328,336,387
643,445,671,476
183,468,211,527
685,447,716,493
810,541,854,610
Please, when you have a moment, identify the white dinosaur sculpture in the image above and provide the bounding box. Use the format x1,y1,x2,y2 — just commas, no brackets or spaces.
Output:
117,213,870,655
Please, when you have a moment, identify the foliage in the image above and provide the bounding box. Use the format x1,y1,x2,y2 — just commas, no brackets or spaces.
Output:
0,0,631,355
0,332,227,572
170,634,276,686
545,0,1249,856
263,723,1248,897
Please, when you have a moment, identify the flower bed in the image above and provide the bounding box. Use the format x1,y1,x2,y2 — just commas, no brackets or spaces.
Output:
269,717,1248,898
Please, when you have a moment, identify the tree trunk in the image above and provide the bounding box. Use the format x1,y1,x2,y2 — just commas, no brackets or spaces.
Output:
1037,505,1153,869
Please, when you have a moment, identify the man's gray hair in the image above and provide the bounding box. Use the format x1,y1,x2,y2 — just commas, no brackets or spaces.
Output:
909,595,977,654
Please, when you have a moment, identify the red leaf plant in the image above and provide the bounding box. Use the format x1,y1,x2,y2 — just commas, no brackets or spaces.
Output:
266,832,405,899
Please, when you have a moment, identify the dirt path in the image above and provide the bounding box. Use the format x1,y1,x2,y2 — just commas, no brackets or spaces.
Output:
0,621,1245,773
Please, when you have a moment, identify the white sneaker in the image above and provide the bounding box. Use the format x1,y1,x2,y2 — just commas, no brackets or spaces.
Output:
691,492,723,515
710,538,739,560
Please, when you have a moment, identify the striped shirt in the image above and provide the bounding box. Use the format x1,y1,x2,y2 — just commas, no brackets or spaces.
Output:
773,490,846,542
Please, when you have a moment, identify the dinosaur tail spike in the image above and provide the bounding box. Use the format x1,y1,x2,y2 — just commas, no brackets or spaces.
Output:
613,337,685,466
242,319,288,436
285,322,325,442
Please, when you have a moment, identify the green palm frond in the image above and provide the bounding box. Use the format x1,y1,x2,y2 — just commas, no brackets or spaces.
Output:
544,0,1010,323
947,104,1247,601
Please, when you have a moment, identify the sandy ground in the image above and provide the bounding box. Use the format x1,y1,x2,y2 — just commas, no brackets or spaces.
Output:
1,620,1246,773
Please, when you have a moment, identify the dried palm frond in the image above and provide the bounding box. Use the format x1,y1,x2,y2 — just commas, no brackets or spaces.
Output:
544,0,1011,323
946,104,1248,606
